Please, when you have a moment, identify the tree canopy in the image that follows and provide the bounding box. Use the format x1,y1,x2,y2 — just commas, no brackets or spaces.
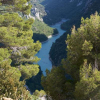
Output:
42,12,100,100
0,0,32,14
0,0,41,99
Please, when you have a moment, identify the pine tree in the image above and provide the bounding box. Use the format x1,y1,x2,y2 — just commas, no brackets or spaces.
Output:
41,12,100,100
66,12,100,80
75,60,100,100
65,12,100,99
0,0,32,14
41,67,74,100
0,0,41,99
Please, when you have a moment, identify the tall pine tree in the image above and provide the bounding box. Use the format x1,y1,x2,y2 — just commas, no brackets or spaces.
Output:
0,0,41,99
42,12,100,100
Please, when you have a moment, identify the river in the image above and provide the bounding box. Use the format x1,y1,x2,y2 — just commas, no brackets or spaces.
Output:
36,19,67,75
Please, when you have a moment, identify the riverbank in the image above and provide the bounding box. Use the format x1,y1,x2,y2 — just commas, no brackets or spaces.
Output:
41,32,59,43
36,18,69,43
36,19,67,75
49,56,56,68
48,32,59,38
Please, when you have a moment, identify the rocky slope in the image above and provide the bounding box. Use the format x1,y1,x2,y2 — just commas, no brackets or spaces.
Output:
41,0,94,25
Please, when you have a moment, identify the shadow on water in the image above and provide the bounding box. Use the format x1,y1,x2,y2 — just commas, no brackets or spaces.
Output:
32,33,48,42
52,28,58,35
32,29,58,43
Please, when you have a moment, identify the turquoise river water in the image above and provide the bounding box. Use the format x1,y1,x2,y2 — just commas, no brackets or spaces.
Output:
36,19,67,75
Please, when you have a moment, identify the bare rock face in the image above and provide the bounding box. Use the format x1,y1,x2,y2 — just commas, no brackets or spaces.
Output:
39,96,47,100
35,12,43,21
3,97,13,100
24,13,35,20
31,7,43,21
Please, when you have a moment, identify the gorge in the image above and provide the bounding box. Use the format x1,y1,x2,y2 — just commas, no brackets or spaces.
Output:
1,0,100,99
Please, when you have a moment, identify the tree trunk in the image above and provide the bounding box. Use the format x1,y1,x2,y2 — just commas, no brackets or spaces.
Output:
94,57,98,70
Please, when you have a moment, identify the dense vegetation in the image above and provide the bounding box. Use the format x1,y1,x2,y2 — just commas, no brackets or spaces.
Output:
49,0,100,66
1,0,100,100
42,13,100,100
26,67,43,93
0,0,45,99
32,19,58,42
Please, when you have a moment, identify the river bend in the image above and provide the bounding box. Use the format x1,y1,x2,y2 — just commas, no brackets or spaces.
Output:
36,19,67,75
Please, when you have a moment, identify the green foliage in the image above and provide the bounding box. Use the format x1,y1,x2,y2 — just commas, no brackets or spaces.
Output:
32,19,58,42
66,12,100,70
0,12,41,79
0,60,32,99
0,0,32,14
82,40,93,56
26,67,43,93
0,48,10,61
41,67,74,100
65,12,100,99
34,90,46,97
75,60,100,100
20,64,39,79
0,0,42,99
43,12,100,100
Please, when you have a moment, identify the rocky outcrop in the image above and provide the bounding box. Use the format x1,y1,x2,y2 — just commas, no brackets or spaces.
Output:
31,7,43,21
39,96,47,100
3,97,13,100
24,13,35,20
24,1,44,21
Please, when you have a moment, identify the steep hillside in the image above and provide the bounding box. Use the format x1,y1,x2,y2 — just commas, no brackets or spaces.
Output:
48,0,100,66
61,0,100,30
41,0,92,25
32,19,58,42
30,0,58,42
